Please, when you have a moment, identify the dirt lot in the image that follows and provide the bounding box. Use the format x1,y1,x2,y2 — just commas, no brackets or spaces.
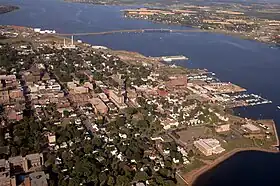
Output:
176,126,211,146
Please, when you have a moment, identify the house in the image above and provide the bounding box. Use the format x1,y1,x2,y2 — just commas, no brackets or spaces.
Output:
6,108,23,121
9,89,23,99
0,91,9,104
46,132,56,147
161,119,179,130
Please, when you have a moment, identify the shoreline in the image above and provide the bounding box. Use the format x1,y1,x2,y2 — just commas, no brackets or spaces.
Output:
2,25,280,186
0,5,19,15
182,147,279,186
124,17,279,47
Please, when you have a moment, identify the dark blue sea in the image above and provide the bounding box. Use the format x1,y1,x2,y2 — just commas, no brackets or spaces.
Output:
1,0,280,185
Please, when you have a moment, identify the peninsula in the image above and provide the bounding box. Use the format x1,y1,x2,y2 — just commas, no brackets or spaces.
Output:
0,5,19,14
0,25,278,186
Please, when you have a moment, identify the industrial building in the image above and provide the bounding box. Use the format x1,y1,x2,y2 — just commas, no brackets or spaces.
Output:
242,123,261,133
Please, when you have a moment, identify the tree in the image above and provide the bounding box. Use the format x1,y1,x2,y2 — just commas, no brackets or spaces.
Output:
134,171,149,182
155,175,164,185
107,176,115,186
116,175,130,186
188,149,194,158
99,172,108,185
63,110,70,118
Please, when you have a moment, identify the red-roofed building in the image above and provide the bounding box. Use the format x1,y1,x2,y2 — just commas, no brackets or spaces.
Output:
157,89,168,97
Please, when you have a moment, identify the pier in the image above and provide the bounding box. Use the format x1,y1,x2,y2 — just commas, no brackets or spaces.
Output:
156,55,189,62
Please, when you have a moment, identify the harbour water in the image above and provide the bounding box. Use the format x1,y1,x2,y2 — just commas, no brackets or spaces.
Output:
1,0,280,185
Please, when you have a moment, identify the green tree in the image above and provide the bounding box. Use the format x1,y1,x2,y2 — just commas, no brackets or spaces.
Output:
134,171,149,182
63,110,70,118
116,175,130,186
107,176,115,186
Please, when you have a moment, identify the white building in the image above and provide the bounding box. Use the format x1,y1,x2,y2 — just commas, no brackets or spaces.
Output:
194,138,225,156
215,124,230,133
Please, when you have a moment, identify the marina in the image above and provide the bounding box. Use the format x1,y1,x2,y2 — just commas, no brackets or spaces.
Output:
187,72,272,108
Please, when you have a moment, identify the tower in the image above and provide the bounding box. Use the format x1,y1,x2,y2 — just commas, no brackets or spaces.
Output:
71,35,74,46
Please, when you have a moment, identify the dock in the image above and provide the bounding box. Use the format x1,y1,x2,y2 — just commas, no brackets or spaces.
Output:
156,55,189,62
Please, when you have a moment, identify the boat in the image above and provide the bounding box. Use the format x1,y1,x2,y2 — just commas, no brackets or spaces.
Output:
277,106,280,110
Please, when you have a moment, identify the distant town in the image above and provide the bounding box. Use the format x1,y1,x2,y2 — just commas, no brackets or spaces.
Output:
123,4,280,45
0,25,278,186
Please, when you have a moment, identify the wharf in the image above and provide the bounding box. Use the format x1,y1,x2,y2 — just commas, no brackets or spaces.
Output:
156,55,189,62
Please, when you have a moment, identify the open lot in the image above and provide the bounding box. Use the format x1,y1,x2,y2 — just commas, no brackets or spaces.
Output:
176,126,211,145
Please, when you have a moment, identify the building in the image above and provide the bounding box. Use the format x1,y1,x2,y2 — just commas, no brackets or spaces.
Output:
108,90,127,109
0,159,10,186
0,91,9,104
89,98,108,114
166,75,187,89
0,75,17,90
98,93,110,102
46,132,56,147
6,108,23,121
9,89,24,99
25,153,44,172
41,73,50,81
161,119,179,130
84,82,93,90
194,138,225,156
215,124,230,133
8,153,44,174
67,82,76,90
73,86,88,94
25,171,48,186
242,123,261,133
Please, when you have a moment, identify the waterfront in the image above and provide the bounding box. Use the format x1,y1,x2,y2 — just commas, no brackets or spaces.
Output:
193,150,280,186
1,0,280,185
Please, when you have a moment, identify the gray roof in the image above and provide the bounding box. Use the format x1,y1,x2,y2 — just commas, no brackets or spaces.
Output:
0,159,7,168
8,156,23,164
29,171,48,186
25,153,42,160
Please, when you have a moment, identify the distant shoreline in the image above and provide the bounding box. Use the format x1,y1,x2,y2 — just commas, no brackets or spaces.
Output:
0,5,19,15
182,147,279,186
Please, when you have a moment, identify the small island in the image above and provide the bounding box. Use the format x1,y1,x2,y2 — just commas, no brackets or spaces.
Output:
0,5,19,14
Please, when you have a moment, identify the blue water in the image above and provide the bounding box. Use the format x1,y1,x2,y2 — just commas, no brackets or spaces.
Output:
1,0,280,185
